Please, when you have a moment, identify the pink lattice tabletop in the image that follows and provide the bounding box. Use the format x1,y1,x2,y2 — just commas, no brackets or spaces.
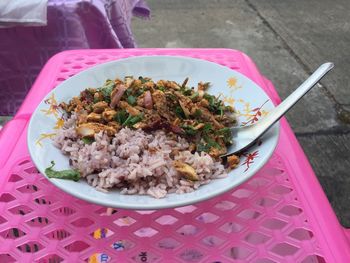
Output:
1,49,350,263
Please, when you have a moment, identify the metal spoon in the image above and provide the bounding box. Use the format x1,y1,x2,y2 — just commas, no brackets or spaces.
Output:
222,62,334,157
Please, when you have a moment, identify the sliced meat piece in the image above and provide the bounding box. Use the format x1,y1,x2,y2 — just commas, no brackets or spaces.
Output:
93,92,104,102
179,100,190,118
152,90,167,109
227,155,240,169
102,110,117,122
65,96,83,112
107,121,121,131
198,107,224,129
76,125,94,138
172,118,180,126
93,101,109,113
76,123,116,137
194,123,205,130
209,147,227,158
170,124,183,134
173,161,199,181
144,81,155,89
164,80,180,90
135,110,162,130
174,91,191,103
198,90,205,100
197,82,210,91
156,80,166,88
170,149,180,159
119,101,140,116
199,98,209,108
137,93,146,107
87,112,102,122
133,79,142,87
152,90,171,119
76,111,88,125
174,91,193,118
114,78,124,85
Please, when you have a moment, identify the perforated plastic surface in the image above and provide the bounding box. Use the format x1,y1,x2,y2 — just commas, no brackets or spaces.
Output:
1,49,350,263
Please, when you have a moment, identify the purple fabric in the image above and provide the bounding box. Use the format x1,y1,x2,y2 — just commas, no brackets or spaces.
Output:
0,0,150,115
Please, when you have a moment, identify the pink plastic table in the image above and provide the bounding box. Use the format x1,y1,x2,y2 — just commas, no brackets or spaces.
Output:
0,49,349,263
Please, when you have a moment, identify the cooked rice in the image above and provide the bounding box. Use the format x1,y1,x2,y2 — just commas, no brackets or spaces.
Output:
53,115,227,198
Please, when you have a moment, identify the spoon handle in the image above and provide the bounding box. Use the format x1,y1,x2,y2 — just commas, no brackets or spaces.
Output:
255,62,334,137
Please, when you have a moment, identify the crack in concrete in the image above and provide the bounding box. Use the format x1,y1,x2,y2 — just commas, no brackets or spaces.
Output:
245,0,350,125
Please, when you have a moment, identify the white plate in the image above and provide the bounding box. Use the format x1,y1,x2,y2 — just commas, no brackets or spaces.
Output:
28,55,279,209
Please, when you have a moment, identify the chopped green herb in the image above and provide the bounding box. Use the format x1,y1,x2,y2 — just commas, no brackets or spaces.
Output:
193,108,202,118
175,106,186,119
202,123,213,133
138,76,148,84
122,115,132,126
93,96,100,103
220,107,224,117
124,88,132,97
217,127,230,134
181,125,197,136
135,87,146,97
127,95,137,106
115,110,143,127
123,114,143,127
182,88,192,96
196,137,221,152
217,127,232,145
45,161,80,182
98,81,115,103
166,93,177,102
203,93,214,104
204,94,216,111
203,93,224,114
190,92,199,100
114,110,128,125
208,141,221,149
157,86,165,92
204,136,221,149
82,137,94,144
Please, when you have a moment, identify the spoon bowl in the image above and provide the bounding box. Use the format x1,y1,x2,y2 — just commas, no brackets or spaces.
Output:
223,62,334,157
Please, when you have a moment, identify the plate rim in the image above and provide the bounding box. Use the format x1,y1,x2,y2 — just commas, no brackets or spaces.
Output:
27,55,280,209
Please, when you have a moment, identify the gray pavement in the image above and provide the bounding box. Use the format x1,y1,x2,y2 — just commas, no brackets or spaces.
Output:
132,0,350,226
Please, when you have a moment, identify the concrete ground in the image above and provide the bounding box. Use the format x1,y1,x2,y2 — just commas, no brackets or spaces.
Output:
132,0,350,226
